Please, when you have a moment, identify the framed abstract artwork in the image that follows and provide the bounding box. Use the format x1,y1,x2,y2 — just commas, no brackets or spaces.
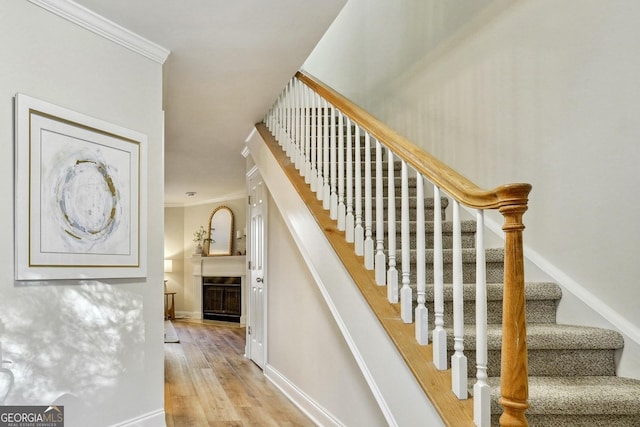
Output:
14,93,147,280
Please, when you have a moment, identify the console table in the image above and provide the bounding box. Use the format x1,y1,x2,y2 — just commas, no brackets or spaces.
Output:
164,292,176,320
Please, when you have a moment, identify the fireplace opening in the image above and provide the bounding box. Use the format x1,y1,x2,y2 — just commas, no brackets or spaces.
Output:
202,276,241,322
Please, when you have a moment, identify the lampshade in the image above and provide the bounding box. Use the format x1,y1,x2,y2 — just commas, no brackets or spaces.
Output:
164,259,173,273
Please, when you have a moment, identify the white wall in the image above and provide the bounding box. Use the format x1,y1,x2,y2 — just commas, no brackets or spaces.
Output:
0,2,164,425
164,207,185,311
266,194,386,426
304,0,640,376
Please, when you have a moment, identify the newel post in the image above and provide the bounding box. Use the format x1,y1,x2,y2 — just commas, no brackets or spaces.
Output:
497,184,531,427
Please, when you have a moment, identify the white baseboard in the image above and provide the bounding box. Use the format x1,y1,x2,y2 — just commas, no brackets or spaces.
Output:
109,408,165,427
264,365,343,427
176,311,245,327
175,310,200,319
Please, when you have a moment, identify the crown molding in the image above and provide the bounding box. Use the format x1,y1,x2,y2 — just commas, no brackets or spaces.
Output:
28,0,170,64
164,191,248,208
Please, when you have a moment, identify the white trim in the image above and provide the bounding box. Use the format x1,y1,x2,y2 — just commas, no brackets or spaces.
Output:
244,128,257,144
469,206,640,346
246,164,259,178
164,191,248,208
186,191,248,207
109,408,165,427
176,310,201,320
28,0,170,64
265,365,344,427
524,244,640,344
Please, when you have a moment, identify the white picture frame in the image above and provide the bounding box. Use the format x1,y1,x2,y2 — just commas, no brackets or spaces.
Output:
14,93,147,280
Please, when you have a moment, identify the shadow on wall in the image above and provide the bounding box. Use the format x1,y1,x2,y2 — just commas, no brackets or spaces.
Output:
0,281,143,423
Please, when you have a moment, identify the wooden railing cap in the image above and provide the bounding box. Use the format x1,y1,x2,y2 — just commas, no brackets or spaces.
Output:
296,70,532,211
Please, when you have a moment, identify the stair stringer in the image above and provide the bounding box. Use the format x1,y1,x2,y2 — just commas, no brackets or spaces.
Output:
246,128,445,427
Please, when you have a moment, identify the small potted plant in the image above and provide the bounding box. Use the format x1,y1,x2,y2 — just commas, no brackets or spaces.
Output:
193,226,207,255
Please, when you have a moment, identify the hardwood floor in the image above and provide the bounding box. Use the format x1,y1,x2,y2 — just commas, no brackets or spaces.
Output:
164,320,315,427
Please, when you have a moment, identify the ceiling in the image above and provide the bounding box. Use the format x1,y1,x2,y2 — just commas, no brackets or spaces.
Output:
72,0,346,206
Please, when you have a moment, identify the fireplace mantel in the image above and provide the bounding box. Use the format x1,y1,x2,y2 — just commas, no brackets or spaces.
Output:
194,255,246,277
191,255,246,323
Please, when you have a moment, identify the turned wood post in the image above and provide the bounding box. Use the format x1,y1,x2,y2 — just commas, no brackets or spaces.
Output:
498,185,531,427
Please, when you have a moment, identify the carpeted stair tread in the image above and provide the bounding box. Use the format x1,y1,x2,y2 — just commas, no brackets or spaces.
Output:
395,247,504,262
382,220,477,249
369,196,450,206
381,219,476,233
424,282,562,302
445,324,624,350
486,376,640,416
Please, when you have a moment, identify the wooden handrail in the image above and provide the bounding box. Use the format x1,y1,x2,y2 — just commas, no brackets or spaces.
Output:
296,71,531,210
292,71,531,426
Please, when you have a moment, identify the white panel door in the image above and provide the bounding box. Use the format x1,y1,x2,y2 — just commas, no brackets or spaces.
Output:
248,171,266,368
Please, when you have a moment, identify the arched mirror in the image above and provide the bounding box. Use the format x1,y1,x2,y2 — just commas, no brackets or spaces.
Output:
206,206,234,256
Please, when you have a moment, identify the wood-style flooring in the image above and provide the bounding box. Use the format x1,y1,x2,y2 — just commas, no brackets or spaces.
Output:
164,320,315,427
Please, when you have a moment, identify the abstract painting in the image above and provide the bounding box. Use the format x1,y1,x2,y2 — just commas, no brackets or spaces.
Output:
14,94,147,280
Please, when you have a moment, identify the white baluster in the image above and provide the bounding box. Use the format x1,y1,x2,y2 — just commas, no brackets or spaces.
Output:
289,81,296,156
274,98,280,135
293,79,300,170
286,80,293,158
266,106,272,133
316,94,324,201
374,139,386,284
298,80,305,172
337,111,346,230
310,91,318,192
354,125,364,256
451,199,468,399
288,80,294,160
275,88,282,143
272,96,278,135
364,132,374,270
263,104,268,127
272,102,277,134
323,100,330,210
330,105,338,219
345,117,355,242
415,174,428,344
400,160,412,323
297,80,303,168
303,85,311,183
387,150,398,303
432,185,447,370
276,93,283,146
279,91,286,145
282,88,288,145
304,86,314,186
275,91,282,145
474,210,490,427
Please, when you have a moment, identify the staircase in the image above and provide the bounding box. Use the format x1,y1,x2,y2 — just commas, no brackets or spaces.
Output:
259,72,640,426
388,171,640,426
